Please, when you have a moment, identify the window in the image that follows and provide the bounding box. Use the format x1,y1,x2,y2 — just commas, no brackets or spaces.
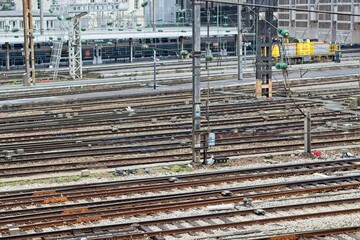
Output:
35,20,41,29
0,21,5,30
134,0,139,9
9,20,16,28
279,21,289,26
46,20,54,29
295,22,308,27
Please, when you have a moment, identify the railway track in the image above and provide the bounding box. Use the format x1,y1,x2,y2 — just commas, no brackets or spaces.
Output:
0,63,359,239
0,99,317,127
239,227,360,240
1,158,358,202
0,108,346,139
0,160,359,239
0,127,355,153
0,87,358,178
0,64,359,101
1,116,359,177
2,198,360,239
0,63,360,239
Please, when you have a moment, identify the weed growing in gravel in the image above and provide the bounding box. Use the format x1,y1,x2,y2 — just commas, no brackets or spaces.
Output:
0,172,117,188
168,164,194,173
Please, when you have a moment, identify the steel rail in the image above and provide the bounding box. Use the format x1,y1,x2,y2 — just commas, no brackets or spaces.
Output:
0,72,358,101
0,169,359,210
1,127,358,162
0,99,316,128
0,157,357,197
1,135,360,177
0,110,349,147
1,193,360,231
1,193,360,239
250,226,360,240
0,127,357,153
0,118,357,161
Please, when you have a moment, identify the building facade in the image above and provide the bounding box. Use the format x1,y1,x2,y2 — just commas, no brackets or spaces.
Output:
0,0,146,33
278,0,360,45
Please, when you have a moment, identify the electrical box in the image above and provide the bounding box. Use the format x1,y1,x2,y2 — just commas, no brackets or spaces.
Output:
208,132,215,146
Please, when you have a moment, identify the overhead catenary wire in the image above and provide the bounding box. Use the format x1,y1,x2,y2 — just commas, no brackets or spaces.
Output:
240,3,308,117
203,0,360,17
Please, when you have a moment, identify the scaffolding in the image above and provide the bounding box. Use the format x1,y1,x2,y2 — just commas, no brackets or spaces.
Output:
49,40,63,80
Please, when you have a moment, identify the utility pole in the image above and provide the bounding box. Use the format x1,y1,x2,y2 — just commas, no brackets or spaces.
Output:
237,0,243,80
206,1,210,70
304,111,311,153
192,0,202,163
152,0,156,32
255,0,277,98
40,0,44,34
153,49,157,89
69,12,87,80
331,0,337,43
22,0,35,86
5,42,10,71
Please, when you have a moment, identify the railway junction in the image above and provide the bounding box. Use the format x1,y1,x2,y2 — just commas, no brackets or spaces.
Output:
0,53,359,239
1,0,360,239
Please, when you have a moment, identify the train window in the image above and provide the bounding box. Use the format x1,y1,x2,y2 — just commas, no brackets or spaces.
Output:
153,38,160,43
85,50,91,57
14,44,23,49
161,38,169,43
170,38,177,43
145,38,151,44
1,44,9,50
138,39,142,44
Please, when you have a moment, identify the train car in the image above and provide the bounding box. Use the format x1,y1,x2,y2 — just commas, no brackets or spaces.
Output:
0,35,238,70
272,40,340,64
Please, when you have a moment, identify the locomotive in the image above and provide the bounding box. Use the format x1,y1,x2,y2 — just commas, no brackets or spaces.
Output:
272,39,340,64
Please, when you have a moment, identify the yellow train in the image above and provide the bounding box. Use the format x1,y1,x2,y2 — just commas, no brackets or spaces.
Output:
272,40,340,64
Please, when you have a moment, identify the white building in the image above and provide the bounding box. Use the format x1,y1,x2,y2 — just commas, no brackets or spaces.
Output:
13,0,53,11
1,0,145,33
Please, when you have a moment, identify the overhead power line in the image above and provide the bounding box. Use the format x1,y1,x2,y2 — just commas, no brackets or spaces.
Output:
203,0,360,17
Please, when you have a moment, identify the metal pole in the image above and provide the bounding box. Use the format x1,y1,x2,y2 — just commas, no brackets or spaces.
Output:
180,36,184,60
237,0,242,80
152,0,156,32
331,0,337,43
28,0,35,84
192,0,202,163
153,49,157,89
40,0,44,35
243,43,247,69
206,1,210,70
304,111,311,154
130,39,133,63
22,0,30,86
5,42,10,71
